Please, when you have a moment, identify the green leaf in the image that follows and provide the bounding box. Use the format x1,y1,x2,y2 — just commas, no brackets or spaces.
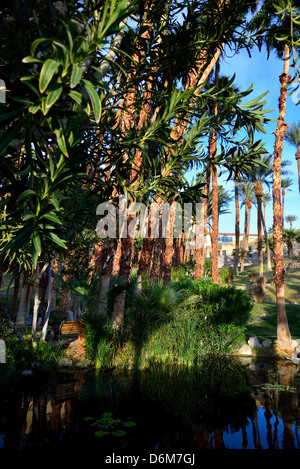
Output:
22,56,43,64
94,431,109,438
39,59,60,93
48,231,67,249
111,430,127,437
33,231,42,257
17,189,37,201
82,79,102,122
46,82,63,111
70,64,83,88
29,102,42,114
41,212,62,225
30,37,50,55
122,421,136,427
0,108,26,124
68,90,91,115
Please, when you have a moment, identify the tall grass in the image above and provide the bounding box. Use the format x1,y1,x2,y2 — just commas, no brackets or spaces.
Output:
82,277,252,370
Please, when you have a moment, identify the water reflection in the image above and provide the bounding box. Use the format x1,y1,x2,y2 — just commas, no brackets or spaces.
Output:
0,357,299,450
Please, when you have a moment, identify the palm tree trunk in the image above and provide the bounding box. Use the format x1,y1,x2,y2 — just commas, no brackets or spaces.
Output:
240,201,249,273
234,178,240,275
211,66,219,284
15,270,31,327
195,172,210,279
211,144,219,283
254,183,264,277
273,43,293,353
262,203,272,272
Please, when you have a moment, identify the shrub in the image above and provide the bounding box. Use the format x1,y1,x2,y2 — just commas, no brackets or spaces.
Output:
219,266,235,285
81,311,118,366
178,279,252,327
252,276,266,303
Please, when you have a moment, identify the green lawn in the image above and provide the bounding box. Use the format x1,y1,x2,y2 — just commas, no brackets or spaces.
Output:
231,263,300,342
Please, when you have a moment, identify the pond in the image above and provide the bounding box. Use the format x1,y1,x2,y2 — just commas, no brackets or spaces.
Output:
0,356,300,454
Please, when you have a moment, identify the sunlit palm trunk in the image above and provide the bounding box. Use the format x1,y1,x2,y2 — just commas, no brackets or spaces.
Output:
240,200,249,273
263,200,272,271
211,67,219,284
254,182,264,277
273,44,293,352
211,134,218,283
234,178,240,275
195,173,209,279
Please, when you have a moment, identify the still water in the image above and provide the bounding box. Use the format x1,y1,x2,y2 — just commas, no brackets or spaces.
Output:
0,356,300,451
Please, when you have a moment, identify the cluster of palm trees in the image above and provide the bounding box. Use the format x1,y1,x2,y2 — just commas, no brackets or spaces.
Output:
1,0,300,355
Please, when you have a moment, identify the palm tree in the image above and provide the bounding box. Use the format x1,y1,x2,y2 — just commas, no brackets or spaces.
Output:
246,154,273,277
239,181,255,272
281,177,293,227
285,214,298,229
283,229,300,258
272,42,293,350
285,121,300,193
261,192,272,271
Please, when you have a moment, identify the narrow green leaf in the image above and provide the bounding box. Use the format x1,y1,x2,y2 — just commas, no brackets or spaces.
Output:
54,128,68,156
68,90,91,115
39,59,60,93
30,37,50,55
0,108,25,124
22,56,43,64
46,82,63,111
33,231,42,257
82,79,102,122
41,212,62,224
70,64,83,88
17,189,37,201
48,231,67,249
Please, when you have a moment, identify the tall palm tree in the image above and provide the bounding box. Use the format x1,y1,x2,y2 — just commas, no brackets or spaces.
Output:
272,42,293,350
285,214,298,229
281,177,293,227
285,121,300,193
246,154,273,277
261,192,272,271
248,0,297,354
239,181,255,272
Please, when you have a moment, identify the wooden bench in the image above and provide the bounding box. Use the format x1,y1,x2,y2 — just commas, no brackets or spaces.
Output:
58,320,82,342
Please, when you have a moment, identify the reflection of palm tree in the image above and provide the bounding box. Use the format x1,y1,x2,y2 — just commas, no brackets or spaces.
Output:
281,178,293,227
285,121,300,193
285,214,298,229
239,181,255,272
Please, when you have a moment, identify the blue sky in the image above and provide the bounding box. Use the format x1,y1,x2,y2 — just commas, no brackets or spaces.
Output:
191,45,300,235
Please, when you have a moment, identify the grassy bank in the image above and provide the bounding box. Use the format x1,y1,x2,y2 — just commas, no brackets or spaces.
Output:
230,263,300,342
